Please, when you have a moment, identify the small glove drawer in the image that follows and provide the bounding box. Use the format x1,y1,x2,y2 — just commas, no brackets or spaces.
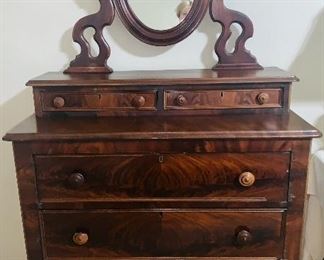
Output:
33,86,287,117
40,91,157,112
164,89,282,110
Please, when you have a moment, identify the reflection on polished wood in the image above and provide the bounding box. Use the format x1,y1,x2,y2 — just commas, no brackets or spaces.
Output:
28,68,297,87
3,111,321,141
35,152,290,205
42,210,284,258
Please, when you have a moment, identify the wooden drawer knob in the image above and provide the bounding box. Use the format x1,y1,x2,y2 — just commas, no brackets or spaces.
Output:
131,96,146,108
68,173,85,188
236,230,252,246
53,96,65,108
257,92,270,105
239,172,256,187
176,95,187,106
73,232,89,246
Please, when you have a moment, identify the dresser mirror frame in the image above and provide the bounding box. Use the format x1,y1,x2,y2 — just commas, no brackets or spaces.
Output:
65,0,263,74
114,0,209,46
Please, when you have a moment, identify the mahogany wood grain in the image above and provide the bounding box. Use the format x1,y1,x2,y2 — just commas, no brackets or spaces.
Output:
41,91,157,112
28,68,296,116
34,153,290,206
41,210,285,258
33,85,289,117
3,111,321,142
4,67,321,260
164,89,282,110
11,139,296,210
9,139,312,211
6,137,319,259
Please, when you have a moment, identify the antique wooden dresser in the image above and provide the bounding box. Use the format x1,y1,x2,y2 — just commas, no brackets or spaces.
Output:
3,1,322,259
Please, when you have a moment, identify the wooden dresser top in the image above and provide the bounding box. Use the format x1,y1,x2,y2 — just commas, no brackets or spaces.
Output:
27,67,297,87
3,111,321,142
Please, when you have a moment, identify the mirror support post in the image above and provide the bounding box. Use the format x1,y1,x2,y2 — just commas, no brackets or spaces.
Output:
64,0,115,74
64,0,263,74
209,0,263,71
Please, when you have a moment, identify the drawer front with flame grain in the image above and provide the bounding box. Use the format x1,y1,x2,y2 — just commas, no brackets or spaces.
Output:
164,89,282,110
41,91,157,112
41,210,285,258
35,153,290,207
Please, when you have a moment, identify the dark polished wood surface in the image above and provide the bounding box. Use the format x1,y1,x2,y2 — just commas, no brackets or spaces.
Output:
12,144,44,259
4,2,320,258
10,139,314,259
35,153,290,205
27,68,297,87
4,68,320,259
64,0,115,74
41,91,158,112
3,111,321,141
14,139,307,211
41,210,284,258
209,0,262,70
33,83,290,117
164,89,282,110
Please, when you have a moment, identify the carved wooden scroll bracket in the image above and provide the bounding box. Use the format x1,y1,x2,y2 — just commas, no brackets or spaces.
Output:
64,0,115,74
65,0,262,74
210,0,262,70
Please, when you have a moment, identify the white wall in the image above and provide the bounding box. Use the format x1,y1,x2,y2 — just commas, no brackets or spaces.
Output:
1,0,323,259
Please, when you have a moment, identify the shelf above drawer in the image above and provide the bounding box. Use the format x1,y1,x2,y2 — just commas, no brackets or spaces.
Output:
27,68,298,87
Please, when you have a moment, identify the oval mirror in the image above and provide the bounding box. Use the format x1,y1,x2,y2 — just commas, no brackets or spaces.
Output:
127,0,193,30
115,0,209,46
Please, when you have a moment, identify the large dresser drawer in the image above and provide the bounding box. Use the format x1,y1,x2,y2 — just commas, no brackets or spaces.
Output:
35,153,290,206
41,210,284,258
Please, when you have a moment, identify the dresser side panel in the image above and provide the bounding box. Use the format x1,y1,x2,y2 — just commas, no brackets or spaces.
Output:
284,140,311,260
12,142,43,260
